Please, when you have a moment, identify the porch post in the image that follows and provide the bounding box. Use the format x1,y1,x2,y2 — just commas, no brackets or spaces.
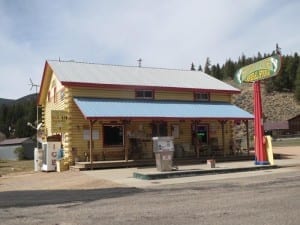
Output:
123,119,130,162
219,120,227,156
89,120,97,169
124,126,128,162
244,120,250,155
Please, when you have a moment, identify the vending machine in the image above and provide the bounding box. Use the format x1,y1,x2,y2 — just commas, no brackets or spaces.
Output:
42,141,61,172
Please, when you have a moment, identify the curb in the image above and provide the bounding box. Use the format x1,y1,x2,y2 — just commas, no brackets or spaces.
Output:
133,165,280,180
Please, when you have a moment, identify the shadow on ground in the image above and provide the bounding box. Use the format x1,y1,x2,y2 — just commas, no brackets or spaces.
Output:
0,187,143,208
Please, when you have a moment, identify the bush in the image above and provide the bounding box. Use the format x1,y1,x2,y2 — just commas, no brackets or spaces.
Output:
14,146,25,160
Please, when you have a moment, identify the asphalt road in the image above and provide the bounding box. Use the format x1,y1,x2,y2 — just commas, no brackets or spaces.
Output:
0,167,299,225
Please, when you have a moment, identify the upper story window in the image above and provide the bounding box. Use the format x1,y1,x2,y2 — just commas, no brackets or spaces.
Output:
135,90,154,99
194,92,210,101
47,91,51,102
60,89,65,101
53,87,57,103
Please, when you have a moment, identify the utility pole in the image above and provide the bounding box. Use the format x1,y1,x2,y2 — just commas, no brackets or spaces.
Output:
29,78,40,148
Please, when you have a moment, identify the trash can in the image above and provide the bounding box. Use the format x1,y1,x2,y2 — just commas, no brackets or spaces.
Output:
207,159,216,168
56,148,64,172
152,136,174,171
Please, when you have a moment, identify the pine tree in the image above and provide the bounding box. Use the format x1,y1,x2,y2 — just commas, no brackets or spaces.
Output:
223,59,235,79
215,64,222,80
204,57,211,74
190,62,195,71
198,65,203,71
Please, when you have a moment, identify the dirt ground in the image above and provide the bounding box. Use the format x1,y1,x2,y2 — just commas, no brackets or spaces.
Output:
0,146,299,192
0,169,122,192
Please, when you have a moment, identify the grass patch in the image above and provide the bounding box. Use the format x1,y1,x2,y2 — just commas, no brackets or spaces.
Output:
0,160,33,176
272,138,300,147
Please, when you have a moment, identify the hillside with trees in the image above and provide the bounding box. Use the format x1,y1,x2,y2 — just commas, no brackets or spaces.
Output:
0,94,37,139
193,48,300,103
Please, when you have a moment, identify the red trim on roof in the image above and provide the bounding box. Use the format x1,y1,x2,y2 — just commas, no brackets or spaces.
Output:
38,61,51,105
85,116,253,121
62,81,241,94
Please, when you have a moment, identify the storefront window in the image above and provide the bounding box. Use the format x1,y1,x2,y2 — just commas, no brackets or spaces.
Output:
152,122,168,137
196,125,208,144
103,125,124,146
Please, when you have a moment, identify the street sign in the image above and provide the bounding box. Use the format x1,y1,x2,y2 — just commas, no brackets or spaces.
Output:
234,54,281,84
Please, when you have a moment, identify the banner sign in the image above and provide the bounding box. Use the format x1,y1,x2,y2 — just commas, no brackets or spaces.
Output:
234,54,281,84
51,110,68,133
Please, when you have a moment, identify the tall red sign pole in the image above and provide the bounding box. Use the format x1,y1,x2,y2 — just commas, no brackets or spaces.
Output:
234,54,281,165
253,81,268,164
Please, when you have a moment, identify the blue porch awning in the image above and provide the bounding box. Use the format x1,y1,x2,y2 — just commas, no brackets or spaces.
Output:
74,98,253,120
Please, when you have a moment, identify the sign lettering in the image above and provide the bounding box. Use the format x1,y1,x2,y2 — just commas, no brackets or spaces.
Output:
235,54,281,84
51,110,68,133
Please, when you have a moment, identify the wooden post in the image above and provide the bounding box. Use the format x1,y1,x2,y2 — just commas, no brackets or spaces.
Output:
219,120,227,156
89,120,97,169
244,120,250,156
124,123,128,162
122,119,130,162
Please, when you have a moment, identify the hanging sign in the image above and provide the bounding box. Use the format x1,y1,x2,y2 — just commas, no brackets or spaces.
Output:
234,54,281,84
51,110,68,133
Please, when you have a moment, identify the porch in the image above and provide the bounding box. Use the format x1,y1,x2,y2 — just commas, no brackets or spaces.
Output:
71,151,255,171
70,98,254,168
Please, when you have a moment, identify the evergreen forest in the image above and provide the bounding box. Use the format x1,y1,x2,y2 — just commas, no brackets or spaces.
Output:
192,51,300,99
0,94,38,139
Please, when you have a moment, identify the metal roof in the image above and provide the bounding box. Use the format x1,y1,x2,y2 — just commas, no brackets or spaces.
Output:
0,137,31,146
74,98,253,120
47,60,240,92
264,121,289,131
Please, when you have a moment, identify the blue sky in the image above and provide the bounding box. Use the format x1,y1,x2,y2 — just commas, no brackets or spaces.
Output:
0,0,299,99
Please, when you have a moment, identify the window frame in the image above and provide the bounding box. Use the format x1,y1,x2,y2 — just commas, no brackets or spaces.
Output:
195,124,209,144
194,92,210,102
47,91,51,102
53,87,57,103
152,121,168,137
103,124,124,147
135,89,154,99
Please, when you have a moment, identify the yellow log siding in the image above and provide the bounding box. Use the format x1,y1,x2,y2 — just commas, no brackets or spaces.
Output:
67,87,232,104
210,93,231,102
43,73,66,137
70,87,135,99
155,91,193,101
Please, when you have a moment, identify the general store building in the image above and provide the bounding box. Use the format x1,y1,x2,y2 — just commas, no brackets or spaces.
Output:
38,60,253,169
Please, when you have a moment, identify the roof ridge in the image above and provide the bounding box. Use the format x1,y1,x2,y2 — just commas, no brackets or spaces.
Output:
47,59,197,72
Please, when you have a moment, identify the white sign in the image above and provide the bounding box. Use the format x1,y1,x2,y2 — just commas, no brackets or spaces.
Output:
83,129,99,140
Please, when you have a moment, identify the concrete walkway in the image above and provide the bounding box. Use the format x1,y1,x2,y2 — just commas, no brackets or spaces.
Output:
81,154,300,188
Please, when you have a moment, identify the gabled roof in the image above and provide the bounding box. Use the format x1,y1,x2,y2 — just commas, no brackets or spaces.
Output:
288,114,300,121
45,60,240,93
74,98,254,120
264,121,289,131
0,137,32,146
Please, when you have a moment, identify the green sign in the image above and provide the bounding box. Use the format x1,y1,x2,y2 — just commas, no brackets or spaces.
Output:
234,54,281,84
